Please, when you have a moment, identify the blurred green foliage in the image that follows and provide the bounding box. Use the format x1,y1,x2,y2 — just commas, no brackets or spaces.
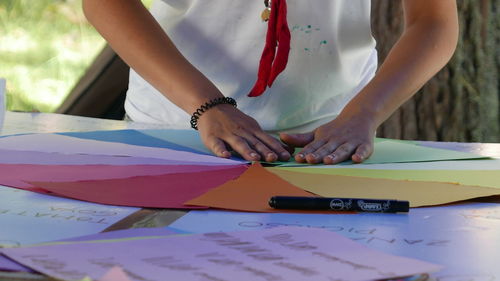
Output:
0,0,105,112
1,0,153,113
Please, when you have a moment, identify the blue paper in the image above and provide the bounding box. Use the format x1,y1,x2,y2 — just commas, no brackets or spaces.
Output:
59,129,204,154
170,204,500,279
139,129,211,154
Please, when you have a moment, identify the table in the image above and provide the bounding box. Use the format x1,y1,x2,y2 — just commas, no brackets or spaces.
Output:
1,112,499,281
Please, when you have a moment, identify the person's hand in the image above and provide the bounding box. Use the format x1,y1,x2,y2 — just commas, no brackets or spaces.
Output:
197,105,291,162
279,114,376,164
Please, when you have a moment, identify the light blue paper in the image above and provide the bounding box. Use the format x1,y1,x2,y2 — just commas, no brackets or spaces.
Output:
139,129,211,154
59,129,204,154
170,204,500,279
0,185,139,246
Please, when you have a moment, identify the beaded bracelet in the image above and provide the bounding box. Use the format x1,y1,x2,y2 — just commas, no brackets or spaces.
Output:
190,97,237,130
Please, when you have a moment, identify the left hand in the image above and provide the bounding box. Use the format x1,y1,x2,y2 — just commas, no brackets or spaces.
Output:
279,114,377,164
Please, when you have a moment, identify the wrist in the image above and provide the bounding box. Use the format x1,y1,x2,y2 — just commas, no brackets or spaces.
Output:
190,97,237,130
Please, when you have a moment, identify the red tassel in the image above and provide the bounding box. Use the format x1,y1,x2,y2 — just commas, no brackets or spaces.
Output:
248,0,290,97
268,0,290,87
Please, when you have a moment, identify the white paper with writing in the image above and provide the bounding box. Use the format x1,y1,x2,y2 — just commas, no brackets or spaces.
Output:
0,185,139,246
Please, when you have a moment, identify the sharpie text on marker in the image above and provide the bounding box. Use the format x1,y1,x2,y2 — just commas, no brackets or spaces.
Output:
268,196,410,213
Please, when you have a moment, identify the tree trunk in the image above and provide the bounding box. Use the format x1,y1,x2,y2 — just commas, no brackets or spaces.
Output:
371,0,499,142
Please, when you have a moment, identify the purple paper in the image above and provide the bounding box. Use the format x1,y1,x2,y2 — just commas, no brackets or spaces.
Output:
0,149,205,166
0,134,242,165
1,227,442,281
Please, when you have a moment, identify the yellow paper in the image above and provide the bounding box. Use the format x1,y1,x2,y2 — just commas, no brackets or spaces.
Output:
268,168,500,207
271,167,500,189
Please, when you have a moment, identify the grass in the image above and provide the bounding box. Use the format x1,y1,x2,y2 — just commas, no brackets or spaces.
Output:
0,0,105,112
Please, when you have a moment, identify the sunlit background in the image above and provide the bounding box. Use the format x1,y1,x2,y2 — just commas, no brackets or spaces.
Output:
0,0,151,113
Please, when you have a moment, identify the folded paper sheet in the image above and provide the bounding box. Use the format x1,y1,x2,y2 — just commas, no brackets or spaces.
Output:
186,163,317,212
1,227,442,281
273,167,500,189
29,165,248,208
268,168,500,207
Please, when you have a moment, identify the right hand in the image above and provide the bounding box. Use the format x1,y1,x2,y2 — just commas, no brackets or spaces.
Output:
197,104,291,162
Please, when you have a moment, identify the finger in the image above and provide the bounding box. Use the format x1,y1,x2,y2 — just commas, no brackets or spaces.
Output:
323,142,357,165
351,142,374,163
246,136,278,162
279,132,314,147
225,136,261,161
205,137,232,158
305,141,342,164
295,139,327,163
256,133,291,161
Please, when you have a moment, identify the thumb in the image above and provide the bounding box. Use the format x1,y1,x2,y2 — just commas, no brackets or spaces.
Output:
279,132,314,148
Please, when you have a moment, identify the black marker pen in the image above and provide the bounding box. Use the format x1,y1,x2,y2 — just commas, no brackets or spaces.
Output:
269,196,409,213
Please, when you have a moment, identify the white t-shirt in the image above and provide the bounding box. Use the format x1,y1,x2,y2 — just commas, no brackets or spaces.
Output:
126,0,377,133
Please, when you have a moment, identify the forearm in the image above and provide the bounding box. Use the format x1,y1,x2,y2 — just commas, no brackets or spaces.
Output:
341,3,459,128
82,0,223,113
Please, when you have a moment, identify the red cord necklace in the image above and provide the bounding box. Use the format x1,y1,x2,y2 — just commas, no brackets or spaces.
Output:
248,0,291,97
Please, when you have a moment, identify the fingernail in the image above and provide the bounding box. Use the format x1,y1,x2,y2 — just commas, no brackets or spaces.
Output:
250,152,259,159
281,151,290,158
310,153,318,159
326,154,335,160
267,152,277,161
297,153,305,159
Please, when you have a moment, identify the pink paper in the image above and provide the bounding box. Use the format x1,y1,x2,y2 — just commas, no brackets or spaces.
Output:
28,165,248,208
0,164,241,189
99,267,133,281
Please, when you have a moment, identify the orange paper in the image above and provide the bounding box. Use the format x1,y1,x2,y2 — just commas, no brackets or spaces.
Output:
187,162,330,213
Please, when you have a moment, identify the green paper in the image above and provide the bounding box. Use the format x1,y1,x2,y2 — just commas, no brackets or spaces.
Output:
269,139,488,166
138,132,488,166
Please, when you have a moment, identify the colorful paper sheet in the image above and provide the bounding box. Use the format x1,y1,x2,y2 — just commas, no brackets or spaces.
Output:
186,163,317,212
272,167,500,189
1,227,442,281
0,164,241,190
29,165,248,208
169,203,500,279
268,168,500,207
0,133,242,165
0,185,139,247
